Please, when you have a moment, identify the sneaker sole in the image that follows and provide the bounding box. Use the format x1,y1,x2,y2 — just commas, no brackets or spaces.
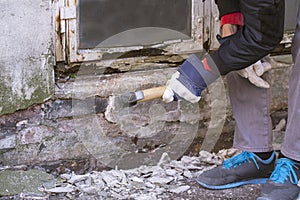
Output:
196,177,268,190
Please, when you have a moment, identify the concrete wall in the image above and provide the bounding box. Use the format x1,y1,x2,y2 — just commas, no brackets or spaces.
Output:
0,0,54,115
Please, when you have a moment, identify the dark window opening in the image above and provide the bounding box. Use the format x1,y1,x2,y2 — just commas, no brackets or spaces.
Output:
78,0,192,49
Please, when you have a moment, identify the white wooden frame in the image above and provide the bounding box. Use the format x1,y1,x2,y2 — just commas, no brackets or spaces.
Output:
55,0,220,64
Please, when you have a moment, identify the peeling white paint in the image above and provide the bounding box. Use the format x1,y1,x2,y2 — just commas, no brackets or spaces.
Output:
10,65,24,98
41,52,54,95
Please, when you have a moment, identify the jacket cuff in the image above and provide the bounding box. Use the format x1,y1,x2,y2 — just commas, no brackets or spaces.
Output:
220,12,244,28
209,50,228,75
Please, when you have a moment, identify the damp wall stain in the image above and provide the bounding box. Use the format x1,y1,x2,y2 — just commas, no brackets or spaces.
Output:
0,0,54,115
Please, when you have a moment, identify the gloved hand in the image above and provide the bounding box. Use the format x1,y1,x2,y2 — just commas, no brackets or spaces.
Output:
162,54,219,103
217,33,272,89
237,59,272,88
162,72,201,103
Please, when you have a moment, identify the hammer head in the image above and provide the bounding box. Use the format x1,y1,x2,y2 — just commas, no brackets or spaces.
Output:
105,91,143,123
113,90,145,109
117,92,138,107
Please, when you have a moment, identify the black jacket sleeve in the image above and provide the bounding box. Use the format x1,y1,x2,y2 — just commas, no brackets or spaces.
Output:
215,0,241,18
211,0,285,75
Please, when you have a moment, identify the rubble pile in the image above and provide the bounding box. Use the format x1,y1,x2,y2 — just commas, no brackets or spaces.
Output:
39,149,240,199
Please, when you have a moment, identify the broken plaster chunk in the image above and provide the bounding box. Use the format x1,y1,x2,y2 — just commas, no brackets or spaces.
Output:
217,148,240,159
157,152,172,168
80,185,98,194
133,191,162,200
148,176,174,185
138,165,161,175
68,174,90,184
111,186,125,193
45,185,75,193
101,171,120,187
274,118,286,132
198,150,223,165
109,170,127,183
90,174,106,187
168,160,186,171
110,190,128,199
19,192,49,199
169,185,190,194
165,169,177,176
130,176,144,183
183,170,193,179
60,173,72,180
168,157,203,171
180,156,205,170
154,187,166,195
145,181,156,189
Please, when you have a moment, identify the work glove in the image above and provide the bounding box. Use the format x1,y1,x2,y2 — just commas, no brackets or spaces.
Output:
217,34,272,89
237,58,272,88
162,54,219,103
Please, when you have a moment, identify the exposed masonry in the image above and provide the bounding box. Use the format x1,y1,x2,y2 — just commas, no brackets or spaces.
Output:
0,2,297,199
0,55,293,172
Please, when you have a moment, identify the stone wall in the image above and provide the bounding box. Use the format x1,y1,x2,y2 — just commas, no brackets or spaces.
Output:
0,54,292,171
0,0,293,172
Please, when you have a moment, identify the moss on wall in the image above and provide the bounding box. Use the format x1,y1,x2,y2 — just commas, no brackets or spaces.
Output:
0,72,54,115
0,0,54,115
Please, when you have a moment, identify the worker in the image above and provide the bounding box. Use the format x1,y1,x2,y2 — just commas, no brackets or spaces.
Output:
162,0,300,199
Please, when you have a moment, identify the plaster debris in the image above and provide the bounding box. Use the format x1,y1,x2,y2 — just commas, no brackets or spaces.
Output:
67,174,89,184
169,185,190,194
274,118,286,132
44,185,75,193
60,173,72,180
183,170,193,179
273,118,287,150
148,176,174,184
19,192,49,199
198,148,240,165
41,148,238,199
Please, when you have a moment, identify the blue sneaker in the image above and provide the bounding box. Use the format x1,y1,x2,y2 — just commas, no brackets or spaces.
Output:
257,158,300,200
196,151,276,189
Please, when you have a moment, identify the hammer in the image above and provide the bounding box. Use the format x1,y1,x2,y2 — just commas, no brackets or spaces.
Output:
113,86,166,107
105,86,166,123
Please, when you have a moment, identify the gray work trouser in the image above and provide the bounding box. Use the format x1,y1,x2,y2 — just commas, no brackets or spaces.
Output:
226,5,300,162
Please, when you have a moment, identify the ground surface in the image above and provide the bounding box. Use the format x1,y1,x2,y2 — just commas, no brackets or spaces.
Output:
170,180,261,200
0,149,263,200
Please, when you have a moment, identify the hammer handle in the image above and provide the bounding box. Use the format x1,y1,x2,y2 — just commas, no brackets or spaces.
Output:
138,86,167,103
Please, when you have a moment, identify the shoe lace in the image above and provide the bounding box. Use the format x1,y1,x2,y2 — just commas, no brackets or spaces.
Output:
222,151,259,170
270,158,299,184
